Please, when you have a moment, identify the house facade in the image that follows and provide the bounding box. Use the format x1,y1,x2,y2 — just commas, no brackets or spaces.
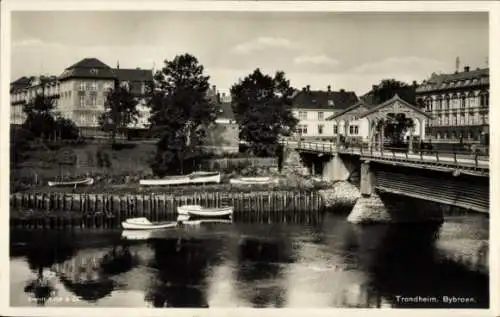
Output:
10,58,153,137
202,86,239,154
291,85,359,141
415,66,489,143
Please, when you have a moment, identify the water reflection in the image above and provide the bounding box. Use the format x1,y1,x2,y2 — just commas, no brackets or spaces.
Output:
50,242,140,302
144,237,223,307
235,236,293,307
10,212,489,308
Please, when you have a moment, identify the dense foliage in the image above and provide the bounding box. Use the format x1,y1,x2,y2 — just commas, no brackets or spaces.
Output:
148,54,217,176
99,86,140,143
230,69,298,156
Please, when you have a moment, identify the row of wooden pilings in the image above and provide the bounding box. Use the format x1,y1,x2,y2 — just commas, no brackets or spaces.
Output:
10,190,325,229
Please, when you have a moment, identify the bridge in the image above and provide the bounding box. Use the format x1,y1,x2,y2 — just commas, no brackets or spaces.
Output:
284,140,489,176
282,140,489,219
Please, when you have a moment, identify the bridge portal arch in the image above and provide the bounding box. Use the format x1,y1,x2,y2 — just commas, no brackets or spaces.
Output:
359,94,432,152
328,94,432,152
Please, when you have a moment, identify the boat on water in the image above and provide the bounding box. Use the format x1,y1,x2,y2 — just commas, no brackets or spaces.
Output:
229,176,279,185
121,217,178,230
139,171,221,186
177,204,234,218
48,177,94,187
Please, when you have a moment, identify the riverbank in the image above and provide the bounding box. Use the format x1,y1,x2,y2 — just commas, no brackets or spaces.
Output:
10,188,325,229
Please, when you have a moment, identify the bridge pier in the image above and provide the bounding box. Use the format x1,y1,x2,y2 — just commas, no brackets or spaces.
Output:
322,155,356,182
348,161,391,224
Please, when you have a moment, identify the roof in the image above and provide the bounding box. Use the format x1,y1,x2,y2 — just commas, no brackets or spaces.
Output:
416,68,489,93
326,100,376,120
66,58,111,70
359,94,432,119
291,89,358,110
59,58,154,83
115,68,153,83
59,58,116,81
215,101,235,121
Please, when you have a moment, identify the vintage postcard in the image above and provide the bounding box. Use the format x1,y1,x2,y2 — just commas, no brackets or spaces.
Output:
1,1,498,317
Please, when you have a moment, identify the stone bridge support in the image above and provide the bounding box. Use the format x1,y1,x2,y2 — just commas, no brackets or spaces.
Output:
347,161,445,224
322,155,357,182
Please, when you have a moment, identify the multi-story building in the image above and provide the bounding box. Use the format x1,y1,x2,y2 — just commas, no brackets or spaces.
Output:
10,58,153,137
416,66,489,143
291,85,359,141
10,75,60,125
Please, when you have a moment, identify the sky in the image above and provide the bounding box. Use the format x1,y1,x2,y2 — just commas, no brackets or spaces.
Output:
10,11,489,95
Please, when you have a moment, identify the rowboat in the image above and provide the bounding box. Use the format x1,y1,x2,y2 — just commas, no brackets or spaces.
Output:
229,176,279,185
139,171,221,186
48,177,94,187
121,217,178,230
177,204,234,218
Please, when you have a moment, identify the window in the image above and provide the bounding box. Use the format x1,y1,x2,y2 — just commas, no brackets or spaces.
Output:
328,100,334,106
298,111,307,120
90,96,97,107
79,81,85,91
333,125,338,134
445,96,450,110
317,112,324,120
460,95,466,109
480,93,489,107
80,95,85,107
349,125,358,135
91,81,97,91
460,114,465,125
436,132,441,140
317,124,324,135
296,124,308,135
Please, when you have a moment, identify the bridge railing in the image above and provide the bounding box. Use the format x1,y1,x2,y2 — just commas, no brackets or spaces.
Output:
283,140,489,171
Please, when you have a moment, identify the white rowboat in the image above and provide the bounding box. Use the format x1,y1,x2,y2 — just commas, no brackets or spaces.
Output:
177,204,234,217
139,171,221,186
48,177,94,187
229,176,279,185
121,217,178,230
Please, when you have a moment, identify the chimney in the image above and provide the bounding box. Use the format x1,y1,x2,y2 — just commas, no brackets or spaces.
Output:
412,80,417,86
306,85,310,92
327,85,331,92
372,85,377,91
302,87,306,92
217,92,221,103
464,66,470,72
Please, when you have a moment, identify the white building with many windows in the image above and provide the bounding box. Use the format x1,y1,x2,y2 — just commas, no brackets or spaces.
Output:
290,85,359,141
10,58,153,137
416,66,489,143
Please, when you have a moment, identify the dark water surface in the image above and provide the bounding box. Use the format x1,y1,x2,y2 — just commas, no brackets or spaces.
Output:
10,212,489,308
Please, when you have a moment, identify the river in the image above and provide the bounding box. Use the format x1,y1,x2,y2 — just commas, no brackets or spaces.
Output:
9,211,489,308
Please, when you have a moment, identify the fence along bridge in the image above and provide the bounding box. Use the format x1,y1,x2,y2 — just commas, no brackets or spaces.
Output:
283,140,489,214
284,140,489,177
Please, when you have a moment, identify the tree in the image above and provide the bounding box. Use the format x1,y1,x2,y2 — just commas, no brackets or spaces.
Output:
54,116,80,140
10,127,34,167
99,86,139,144
148,54,217,176
230,69,298,157
22,94,57,139
371,79,417,105
371,79,417,144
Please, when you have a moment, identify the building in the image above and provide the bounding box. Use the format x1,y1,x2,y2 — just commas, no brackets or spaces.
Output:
326,95,429,145
10,58,153,137
290,85,359,141
10,75,60,125
203,86,239,153
415,66,489,143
